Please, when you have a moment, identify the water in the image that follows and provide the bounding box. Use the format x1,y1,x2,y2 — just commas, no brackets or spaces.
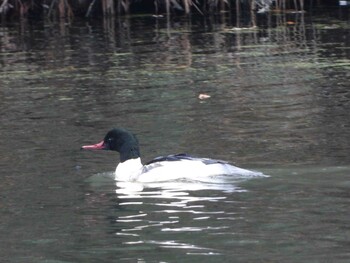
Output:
1,9,350,262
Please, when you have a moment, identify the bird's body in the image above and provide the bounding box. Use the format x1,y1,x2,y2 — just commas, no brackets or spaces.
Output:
82,128,265,182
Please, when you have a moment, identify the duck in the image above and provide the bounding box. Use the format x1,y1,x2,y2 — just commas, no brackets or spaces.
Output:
82,128,265,182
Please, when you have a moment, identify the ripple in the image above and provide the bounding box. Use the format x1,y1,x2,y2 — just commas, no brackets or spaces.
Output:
162,225,229,232
118,213,148,219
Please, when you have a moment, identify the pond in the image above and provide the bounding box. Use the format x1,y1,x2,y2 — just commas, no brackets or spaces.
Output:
0,8,349,263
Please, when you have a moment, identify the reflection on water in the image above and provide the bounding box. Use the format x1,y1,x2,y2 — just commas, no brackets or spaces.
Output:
84,172,256,258
116,179,241,195
0,8,350,263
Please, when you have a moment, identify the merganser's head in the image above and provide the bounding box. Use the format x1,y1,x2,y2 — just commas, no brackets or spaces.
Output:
82,128,140,162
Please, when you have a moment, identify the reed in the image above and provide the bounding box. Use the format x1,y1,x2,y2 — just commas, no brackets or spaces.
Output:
0,0,327,19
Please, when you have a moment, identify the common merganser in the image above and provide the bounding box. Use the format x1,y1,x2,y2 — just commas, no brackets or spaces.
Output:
82,128,265,182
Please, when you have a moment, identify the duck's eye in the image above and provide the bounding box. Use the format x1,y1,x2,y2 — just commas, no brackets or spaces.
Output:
103,138,114,150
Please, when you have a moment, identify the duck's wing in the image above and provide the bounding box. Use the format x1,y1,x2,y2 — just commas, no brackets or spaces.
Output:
146,153,231,165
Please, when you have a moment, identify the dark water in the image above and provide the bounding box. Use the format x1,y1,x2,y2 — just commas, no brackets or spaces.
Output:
1,9,350,263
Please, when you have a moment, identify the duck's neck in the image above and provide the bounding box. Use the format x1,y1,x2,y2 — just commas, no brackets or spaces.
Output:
115,157,143,181
119,143,141,162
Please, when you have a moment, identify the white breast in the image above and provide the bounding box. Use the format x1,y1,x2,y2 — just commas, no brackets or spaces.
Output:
115,158,143,181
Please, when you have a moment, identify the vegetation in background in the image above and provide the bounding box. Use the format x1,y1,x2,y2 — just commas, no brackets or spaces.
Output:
0,0,327,19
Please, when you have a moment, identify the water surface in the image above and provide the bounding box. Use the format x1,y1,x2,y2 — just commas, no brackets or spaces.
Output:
0,9,349,262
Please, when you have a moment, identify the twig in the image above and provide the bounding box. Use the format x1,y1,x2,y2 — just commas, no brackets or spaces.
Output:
0,0,10,14
48,0,57,17
86,0,97,17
